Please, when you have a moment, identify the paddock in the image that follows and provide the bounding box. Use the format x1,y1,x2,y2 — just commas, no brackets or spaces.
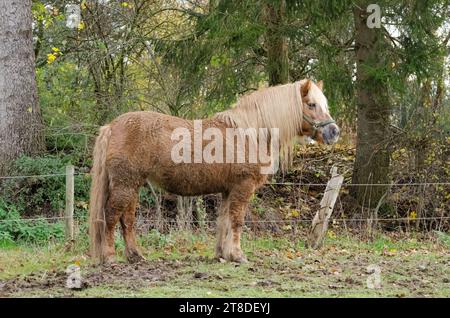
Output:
1,143,449,298
1,230,449,297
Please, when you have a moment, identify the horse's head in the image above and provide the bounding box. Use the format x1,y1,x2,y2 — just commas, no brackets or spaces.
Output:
299,79,340,145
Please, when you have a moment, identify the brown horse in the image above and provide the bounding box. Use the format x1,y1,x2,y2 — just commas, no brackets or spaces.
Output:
88,79,339,264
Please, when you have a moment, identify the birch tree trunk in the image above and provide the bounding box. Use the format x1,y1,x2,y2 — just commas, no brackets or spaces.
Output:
0,0,44,175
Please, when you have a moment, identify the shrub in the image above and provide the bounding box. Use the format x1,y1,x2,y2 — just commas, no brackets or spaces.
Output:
0,198,64,244
1,155,90,217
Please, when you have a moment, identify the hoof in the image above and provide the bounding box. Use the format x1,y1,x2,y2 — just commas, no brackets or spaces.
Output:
126,250,145,264
215,245,223,260
222,250,248,264
103,255,117,265
232,254,248,264
215,252,223,261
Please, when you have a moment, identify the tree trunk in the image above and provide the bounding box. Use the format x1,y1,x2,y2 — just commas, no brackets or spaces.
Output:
351,2,391,209
263,0,289,85
0,0,44,175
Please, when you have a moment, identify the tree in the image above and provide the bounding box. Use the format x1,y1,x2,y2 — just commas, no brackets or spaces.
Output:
351,1,392,209
0,0,44,175
264,0,289,85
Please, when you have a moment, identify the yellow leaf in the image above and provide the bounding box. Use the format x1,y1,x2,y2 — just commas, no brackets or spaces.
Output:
290,209,300,218
81,0,87,10
76,201,88,210
47,53,56,64
193,241,206,251
77,21,85,31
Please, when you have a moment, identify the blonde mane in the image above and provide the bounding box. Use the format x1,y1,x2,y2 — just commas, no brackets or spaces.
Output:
214,81,304,169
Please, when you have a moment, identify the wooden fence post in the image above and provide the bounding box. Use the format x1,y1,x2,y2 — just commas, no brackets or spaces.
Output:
65,165,74,242
307,166,343,249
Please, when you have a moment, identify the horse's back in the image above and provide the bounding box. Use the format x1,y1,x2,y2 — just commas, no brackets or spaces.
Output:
104,111,266,195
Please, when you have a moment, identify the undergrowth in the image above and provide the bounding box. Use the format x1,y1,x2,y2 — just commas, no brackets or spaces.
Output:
0,198,64,245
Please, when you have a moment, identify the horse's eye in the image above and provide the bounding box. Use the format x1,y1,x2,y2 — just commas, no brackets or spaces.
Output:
308,103,316,109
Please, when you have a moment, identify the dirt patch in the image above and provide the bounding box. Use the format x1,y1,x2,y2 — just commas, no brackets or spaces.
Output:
0,260,177,297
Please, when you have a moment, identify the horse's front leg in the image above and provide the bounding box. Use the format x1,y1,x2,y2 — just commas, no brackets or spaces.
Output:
215,193,230,260
220,181,255,263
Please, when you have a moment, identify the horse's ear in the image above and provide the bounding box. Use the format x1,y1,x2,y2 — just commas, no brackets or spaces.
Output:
317,80,323,91
301,80,311,98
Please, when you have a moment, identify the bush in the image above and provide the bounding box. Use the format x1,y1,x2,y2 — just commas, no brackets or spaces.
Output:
0,198,64,244
1,155,91,217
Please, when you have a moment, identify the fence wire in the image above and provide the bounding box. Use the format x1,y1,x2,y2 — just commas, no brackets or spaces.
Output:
2,216,448,224
0,171,449,226
1,171,448,186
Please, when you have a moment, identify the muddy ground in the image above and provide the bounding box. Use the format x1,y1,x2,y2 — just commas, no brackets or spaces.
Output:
1,232,449,297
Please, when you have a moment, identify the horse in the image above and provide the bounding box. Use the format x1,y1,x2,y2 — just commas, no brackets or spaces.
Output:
88,79,340,264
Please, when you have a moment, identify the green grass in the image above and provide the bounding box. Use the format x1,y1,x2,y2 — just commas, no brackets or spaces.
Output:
0,241,87,280
435,231,450,248
1,231,449,298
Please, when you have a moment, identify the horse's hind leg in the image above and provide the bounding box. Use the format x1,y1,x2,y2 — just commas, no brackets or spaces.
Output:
103,188,128,263
103,205,121,264
221,181,255,263
120,193,144,263
103,185,138,263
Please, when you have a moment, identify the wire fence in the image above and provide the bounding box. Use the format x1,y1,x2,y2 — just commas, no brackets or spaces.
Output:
0,173,88,180
0,216,70,223
1,171,448,186
1,170,449,231
1,216,449,224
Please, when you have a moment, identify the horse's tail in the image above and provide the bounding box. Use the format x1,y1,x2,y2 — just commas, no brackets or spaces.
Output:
89,125,112,263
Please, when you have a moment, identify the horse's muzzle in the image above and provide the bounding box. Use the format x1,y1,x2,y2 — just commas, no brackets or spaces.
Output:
322,123,340,145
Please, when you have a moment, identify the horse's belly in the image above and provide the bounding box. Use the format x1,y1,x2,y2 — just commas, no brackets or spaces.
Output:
149,163,231,196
